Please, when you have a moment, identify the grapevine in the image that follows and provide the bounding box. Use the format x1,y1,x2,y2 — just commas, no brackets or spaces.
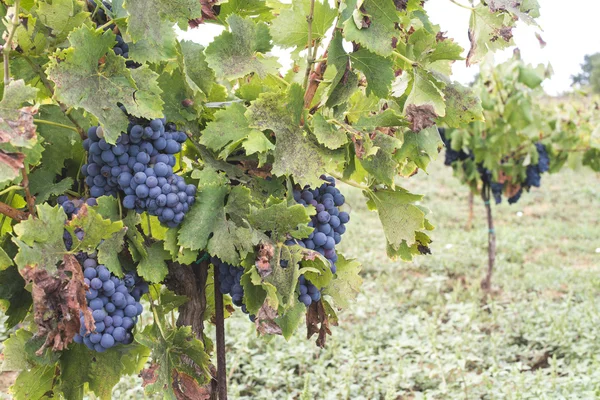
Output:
0,0,549,398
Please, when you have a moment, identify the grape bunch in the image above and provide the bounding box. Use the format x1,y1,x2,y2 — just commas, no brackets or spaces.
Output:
439,128,472,166
290,176,349,274
213,258,255,320
284,176,350,307
81,117,197,227
73,253,148,352
487,143,550,205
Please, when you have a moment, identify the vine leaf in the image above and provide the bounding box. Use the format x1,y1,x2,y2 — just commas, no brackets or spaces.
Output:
270,0,337,52
395,126,443,172
0,264,32,328
66,205,124,255
46,26,164,144
341,0,399,57
312,113,348,150
0,80,38,184
438,81,484,128
179,168,229,251
123,0,202,63
249,199,312,241
179,40,215,97
137,242,171,283
199,103,255,159
205,14,280,80
404,69,446,130
34,105,85,175
466,5,516,66
365,189,426,253
137,325,211,399
275,301,306,340
97,228,127,276
349,49,394,98
36,0,90,44
58,341,150,400
247,84,329,188
322,254,362,309
487,0,541,26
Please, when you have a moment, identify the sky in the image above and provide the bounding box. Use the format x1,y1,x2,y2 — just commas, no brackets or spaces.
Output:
425,0,600,95
179,0,600,95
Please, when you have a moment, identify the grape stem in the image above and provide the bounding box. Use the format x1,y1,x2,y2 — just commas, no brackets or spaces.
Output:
328,172,371,191
2,0,20,86
0,185,23,197
302,0,317,90
480,183,495,292
269,73,290,87
21,168,36,217
392,51,418,67
33,119,82,134
449,0,475,10
0,200,28,221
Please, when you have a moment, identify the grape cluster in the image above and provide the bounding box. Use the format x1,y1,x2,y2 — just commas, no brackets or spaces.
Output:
81,118,197,227
439,128,472,166
58,196,97,250
73,253,149,352
488,143,550,205
290,176,349,274
284,176,350,307
213,258,255,321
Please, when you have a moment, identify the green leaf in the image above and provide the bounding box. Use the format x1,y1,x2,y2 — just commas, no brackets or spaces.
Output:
486,0,540,25
350,49,394,98
66,206,124,254
249,199,311,240
179,168,229,251
395,126,442,171
518,65,544,89
312,112,348,150
466,5,516,66
322,254,362,308
164,228,197,264
179,40,215,96
12,204,67,275
137,242,170,283
137,325,211,398
438,81,484,128
247,84,329,187
36,0,90,44
404,69,446,119
205,15,280,80
365,188,426,251
34,105,85,175
124,0,201,62
342,0,398,57
360,132,403,184
10,365,55,400
58,343,150,400
275,301,306,340
199,103,254,159
46,26,164,144
97,228,127,276
0,266,32,327
270,0,336,51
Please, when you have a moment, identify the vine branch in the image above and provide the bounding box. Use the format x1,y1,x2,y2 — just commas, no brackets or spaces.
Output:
0,200,28,221
302,0,317,90
3,0,20,86
449,0,475,10
21,168,36,216
33,119,82,134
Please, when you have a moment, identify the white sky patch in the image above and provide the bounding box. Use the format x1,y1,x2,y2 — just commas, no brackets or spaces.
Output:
178,1,600,95
425,0,600,95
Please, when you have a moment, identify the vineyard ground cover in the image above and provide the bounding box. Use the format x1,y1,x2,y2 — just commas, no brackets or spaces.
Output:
108,159,600,399
0,158,598,399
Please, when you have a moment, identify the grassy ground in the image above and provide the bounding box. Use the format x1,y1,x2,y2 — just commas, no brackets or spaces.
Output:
3,160,600,399
218,160,600,399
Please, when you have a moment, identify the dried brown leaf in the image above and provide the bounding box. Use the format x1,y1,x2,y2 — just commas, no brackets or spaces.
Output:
405,104,438,132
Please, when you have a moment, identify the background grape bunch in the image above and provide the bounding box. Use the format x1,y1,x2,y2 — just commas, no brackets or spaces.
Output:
81,116,197,227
